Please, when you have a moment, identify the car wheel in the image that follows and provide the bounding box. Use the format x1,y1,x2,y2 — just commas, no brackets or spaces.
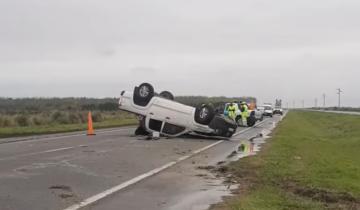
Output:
195,104,215,125
138,83,154,99
247,116,256,127
135,126,150,136
235,115,242,125
134,83,155,106
135,117,149,136
159,91,174,100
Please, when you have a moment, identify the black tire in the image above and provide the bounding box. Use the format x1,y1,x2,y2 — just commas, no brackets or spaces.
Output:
159,91,174,100
195,104,215,125
235,115,242,125
135,126,150,136
138,83,154,99
247,116,256,127
135,117,149,136
134,83,154,106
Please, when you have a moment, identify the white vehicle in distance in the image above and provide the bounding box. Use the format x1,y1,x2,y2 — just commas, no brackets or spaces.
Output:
257,106,265,114
118,83,238,139
263,104,273,117
273,107,283,115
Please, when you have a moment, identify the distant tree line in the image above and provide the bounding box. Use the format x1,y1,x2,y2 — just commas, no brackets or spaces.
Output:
175,96,257,109
0,97,119,114
0,98,126,127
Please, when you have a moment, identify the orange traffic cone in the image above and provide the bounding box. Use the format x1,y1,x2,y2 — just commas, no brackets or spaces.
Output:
87,111,96,136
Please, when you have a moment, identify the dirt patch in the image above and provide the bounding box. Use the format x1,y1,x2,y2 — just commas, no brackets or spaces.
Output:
197,165,215,170
195,174,208,177
283,182,360,210
49,185,79,201
49,185,72,191
217,161,226,165
59,193,74,199
216,165,229,173
226,151,237,158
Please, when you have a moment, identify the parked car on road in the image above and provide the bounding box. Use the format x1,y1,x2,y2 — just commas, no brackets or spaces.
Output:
118,83,237,139
263,104,274,117
273,108,283,115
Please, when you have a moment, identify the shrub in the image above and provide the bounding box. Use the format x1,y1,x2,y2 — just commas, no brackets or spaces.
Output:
15,115,30,127
32,116,44,126
92,112,103,122
2,116,14,127
51,111,70,124
68,113,80,124
78,112,87,123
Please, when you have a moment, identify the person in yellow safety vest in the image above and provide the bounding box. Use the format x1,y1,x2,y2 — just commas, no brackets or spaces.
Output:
227,102,237,121
240,101,249,126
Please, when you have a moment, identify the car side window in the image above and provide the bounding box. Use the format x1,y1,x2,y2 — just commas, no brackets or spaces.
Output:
162,123,186,135
149,119,163,131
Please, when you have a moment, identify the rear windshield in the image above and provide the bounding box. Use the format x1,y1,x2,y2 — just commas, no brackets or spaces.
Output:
265,106,272,110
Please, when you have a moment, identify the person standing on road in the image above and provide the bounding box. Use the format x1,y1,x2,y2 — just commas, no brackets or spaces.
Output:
227,102,237,121
240,101,249,126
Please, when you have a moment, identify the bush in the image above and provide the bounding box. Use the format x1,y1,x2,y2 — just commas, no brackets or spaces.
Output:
15,115,30,127
68,113,80,124
78,112,87,123
2,116,13,127
92,112,103,122
51,111,70,124
32,116,44,126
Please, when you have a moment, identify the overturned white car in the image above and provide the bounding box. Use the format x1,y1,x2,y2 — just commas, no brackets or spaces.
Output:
118,83,237,139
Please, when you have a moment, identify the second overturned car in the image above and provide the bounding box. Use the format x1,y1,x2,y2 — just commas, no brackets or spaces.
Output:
118,83,237,139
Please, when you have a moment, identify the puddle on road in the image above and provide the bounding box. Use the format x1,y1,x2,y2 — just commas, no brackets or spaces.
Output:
229,128,272,161
166,175,238,210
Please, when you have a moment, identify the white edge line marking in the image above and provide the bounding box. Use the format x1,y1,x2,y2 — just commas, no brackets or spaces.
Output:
233,118,269,137
63,119,272,210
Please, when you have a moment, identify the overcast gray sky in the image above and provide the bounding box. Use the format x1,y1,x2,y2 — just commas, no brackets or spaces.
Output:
0,0,359,107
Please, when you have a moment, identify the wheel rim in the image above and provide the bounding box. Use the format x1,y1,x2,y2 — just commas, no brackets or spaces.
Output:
139,86,150,97
199,107,208,119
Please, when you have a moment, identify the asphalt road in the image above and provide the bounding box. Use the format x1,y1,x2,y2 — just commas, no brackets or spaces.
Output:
0,115,284,210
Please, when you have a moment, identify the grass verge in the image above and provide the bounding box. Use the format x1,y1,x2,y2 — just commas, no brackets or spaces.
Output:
212,111,360,210
0,118,137,139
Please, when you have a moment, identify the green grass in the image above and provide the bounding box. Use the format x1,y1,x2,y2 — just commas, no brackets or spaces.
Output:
215,111,360,210
0,118,137,138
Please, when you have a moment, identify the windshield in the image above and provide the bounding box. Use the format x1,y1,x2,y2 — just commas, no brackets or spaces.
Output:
264,106,272,110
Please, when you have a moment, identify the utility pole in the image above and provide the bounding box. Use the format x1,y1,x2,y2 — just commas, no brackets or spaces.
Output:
293,100,295,109
336,88,343,108
323,94,326,107
315,98,318,108
302,100,304,108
